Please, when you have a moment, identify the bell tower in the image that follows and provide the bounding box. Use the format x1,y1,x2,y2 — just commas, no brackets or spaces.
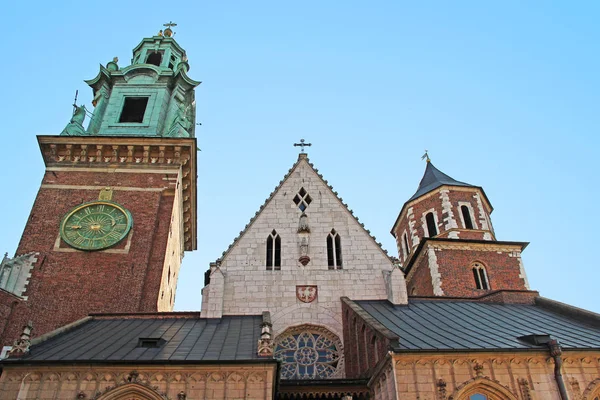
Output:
0,26,199,346
391,159,535,302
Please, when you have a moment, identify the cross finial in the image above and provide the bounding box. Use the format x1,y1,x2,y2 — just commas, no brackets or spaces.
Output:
421,150,430,163
293,139,312,154
163,21,177,37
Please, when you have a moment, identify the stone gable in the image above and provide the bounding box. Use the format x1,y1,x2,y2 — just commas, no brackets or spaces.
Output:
201,155,407,339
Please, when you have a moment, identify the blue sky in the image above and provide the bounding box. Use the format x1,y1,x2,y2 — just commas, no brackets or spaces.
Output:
1,2,598,312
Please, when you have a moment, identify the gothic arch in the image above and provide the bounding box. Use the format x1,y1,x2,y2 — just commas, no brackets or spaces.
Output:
583,378,600,399
94,383,167,400
451,376,518,400
274,323,344,380
271,304,343,339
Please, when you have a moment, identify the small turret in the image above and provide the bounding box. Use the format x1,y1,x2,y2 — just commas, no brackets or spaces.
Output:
391,161,494,263
392,160,533,302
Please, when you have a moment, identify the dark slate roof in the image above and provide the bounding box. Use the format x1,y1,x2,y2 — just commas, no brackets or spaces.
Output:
355,300,600,351
9,314,265,363
407,162,476,202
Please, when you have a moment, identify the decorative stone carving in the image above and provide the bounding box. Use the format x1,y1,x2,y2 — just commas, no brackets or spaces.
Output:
437,378,448,400
518,378,532,400
274,324,343,380
258,312,274,357
61,105,88,136
7,321,33,357
473,362,484,377
296,286,317,303
297,212,311,266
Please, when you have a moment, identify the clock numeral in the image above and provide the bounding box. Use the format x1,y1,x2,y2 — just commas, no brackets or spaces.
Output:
107,231,123,240
96,205,105,213
73,236,85,245
83,208,92,215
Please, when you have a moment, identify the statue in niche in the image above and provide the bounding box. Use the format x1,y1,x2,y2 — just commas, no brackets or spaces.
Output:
298,212,310,233
298,212,311,266
60,105,87,136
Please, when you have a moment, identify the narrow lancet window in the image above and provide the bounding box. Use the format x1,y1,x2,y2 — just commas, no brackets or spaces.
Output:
461,205,474,229
327,229,342,269
402,232,411,259
472,262,489,290
425,212,438,237
266,230,281,270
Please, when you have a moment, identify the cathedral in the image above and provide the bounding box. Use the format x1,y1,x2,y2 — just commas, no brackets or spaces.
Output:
0,29,599,400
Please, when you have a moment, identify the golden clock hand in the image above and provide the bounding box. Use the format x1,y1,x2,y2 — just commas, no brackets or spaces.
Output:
70,225,82,229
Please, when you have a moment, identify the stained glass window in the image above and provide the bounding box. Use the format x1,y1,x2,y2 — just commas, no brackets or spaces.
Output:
274,326,343,380
469,394,488,400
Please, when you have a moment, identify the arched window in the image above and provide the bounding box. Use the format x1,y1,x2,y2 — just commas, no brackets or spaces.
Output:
469,394,488,400
402,232,411,259
274,325,343,380
371,335,379,364
146,51,162,66
425,212,438,237
472,262,489,290
266,230,281,270
461,205,474,229
327,229,342,269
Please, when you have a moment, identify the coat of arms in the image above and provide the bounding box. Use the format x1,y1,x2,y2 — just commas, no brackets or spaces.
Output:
296,285,318,303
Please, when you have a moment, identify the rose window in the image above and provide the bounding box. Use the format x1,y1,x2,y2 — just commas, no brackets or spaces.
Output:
274,325,343,380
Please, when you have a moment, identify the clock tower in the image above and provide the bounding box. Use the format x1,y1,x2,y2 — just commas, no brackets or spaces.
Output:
0,27,199,347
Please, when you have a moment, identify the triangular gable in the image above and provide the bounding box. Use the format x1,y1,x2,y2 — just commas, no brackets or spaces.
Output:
217,154,392,263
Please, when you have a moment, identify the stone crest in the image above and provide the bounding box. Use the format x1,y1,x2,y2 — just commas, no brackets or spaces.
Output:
296,286,317,303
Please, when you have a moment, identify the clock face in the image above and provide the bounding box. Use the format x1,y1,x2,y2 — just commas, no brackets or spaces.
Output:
60,201,133,251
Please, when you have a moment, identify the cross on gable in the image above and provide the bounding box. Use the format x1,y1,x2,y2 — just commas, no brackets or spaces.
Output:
293,139,312,153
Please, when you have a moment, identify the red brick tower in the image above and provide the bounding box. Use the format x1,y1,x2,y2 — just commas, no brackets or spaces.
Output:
0,29,199,347
391,160,535,301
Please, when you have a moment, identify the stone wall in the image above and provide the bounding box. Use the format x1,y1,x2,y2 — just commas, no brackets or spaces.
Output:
205,157,406,341
0,364,277,400
368,351,600,400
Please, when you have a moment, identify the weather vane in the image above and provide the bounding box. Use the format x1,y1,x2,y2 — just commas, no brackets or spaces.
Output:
293,139,312,154
421,150,430,163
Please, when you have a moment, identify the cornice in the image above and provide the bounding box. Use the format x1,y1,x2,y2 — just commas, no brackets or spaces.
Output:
37,135,197,251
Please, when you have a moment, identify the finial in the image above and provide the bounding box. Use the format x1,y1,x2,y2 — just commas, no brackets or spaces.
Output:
113,57,119,63
163,21,177,37
293,139,312,154
421,150,430,163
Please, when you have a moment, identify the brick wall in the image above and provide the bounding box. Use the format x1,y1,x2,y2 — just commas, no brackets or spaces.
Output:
341,300,392,379
405,241,529,300
0,166,183,345
393,187,494,262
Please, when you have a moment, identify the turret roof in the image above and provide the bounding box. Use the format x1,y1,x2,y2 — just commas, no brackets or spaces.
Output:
407,162,475,202
391,162,492,236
